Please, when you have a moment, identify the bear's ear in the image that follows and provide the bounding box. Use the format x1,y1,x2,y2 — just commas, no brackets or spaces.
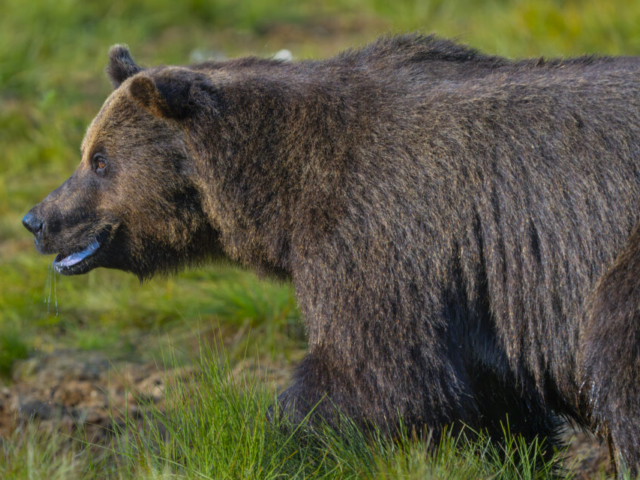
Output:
106,45,144,88
127,72,195,119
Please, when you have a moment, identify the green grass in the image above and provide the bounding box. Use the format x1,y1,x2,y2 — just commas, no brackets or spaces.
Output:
0,343,579,480
0,426,89,480
0,329,29,377
2,0,639,477
109,344,569,479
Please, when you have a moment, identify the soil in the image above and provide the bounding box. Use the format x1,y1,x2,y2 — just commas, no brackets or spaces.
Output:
0,350,186,444
0,350,613,478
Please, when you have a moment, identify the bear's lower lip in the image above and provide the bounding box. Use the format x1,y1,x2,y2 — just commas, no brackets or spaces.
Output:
54,240,100,269
53,229,110,274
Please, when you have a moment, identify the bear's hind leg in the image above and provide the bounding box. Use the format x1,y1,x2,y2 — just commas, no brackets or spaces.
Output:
581,224,640,475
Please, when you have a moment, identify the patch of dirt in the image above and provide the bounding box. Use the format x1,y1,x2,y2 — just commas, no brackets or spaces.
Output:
561,428,613,479
0,350,614,477
0,350,186,443
0,350,289,445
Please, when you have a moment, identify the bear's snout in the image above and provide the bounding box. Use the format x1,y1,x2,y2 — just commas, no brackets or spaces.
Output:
22,205,58,254
22,210,44,243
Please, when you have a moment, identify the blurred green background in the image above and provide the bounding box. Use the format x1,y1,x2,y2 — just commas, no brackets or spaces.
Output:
2,0,640,378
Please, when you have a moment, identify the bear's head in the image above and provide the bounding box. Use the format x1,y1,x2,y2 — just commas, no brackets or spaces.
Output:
22,46,222,279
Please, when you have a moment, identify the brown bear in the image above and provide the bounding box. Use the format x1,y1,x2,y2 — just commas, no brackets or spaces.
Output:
22,35,640,474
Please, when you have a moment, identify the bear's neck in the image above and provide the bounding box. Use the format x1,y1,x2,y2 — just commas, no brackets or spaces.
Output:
190,68,362,279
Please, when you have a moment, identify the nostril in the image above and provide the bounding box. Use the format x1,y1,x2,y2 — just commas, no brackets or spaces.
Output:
22,212,44,236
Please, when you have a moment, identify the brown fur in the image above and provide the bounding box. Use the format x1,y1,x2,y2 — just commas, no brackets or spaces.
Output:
23,35,640,474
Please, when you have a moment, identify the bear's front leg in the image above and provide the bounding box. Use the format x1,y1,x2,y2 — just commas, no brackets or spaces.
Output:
272,349,364,429
275,348,399,430
270,342,472,438
273,352,390,432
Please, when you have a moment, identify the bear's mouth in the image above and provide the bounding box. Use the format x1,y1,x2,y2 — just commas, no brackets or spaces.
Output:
53,228,111,275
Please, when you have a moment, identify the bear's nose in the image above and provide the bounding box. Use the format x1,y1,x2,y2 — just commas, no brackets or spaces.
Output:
22,212,44,237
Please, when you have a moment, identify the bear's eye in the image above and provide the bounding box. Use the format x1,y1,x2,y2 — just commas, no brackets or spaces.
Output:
94,155,108,175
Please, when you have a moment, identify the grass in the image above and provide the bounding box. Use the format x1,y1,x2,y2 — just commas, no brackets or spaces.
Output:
0,329,29,377
0,426,88,480
2,0,639,478
108,343,568,480
0,342,578,480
